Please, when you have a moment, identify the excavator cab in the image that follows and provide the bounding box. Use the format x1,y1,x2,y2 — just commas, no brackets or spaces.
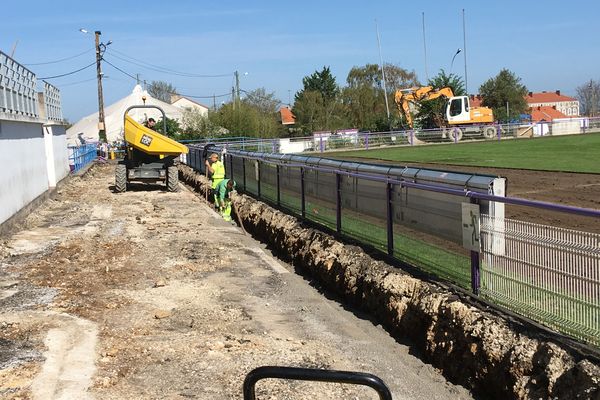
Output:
446,96,471,124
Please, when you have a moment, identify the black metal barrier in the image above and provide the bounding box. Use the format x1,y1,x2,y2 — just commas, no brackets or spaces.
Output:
243,366,393,400
185,143,505,292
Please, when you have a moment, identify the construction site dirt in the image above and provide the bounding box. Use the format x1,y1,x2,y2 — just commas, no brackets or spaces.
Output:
0,163,474,399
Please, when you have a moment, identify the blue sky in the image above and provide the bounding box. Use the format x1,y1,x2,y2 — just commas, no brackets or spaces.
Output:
2,0,599,122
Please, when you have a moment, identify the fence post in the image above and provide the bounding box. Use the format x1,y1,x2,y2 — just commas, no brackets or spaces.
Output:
497,123,502,141
365,133,369,150
301,167,306,218
242,158,247,191
386,182,394,256
409,130,414,146
336,173,341,233
276,165,281,206
257,160,261,198
470,198,481,295
319,135,324,153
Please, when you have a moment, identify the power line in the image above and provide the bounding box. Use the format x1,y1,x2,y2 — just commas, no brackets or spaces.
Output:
174,91,231,99
103,57,231,100
106,47,233,78
55,77,97,87
38,61,96,80
24,48,93,66
102,58,138,81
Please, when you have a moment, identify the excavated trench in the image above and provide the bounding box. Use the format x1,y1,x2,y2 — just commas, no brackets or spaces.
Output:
179,164,600,399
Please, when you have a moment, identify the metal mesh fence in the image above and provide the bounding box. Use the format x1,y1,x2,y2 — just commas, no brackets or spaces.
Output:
481,215,600,346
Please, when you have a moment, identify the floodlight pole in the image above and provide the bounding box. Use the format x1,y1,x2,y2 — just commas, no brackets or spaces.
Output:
462,9,468,94
375,20,391,129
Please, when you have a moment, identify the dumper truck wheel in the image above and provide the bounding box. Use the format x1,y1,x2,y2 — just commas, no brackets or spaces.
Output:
115,164,127,193
167,166,179,192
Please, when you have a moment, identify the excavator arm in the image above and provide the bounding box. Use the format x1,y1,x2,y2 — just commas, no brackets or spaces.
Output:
394,86,454,128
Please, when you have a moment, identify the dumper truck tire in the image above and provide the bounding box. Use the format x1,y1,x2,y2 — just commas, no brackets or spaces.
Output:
115,164,127,193
167,166,179,192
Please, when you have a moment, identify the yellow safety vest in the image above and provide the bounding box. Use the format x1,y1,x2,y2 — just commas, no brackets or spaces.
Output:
211,161,225,188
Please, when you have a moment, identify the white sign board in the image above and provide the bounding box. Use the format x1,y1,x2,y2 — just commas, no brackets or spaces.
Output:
462,203,481,252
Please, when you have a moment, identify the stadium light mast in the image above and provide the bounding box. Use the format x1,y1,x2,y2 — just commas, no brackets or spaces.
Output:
375,19,391,129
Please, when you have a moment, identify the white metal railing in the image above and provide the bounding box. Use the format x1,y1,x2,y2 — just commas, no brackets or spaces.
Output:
188,117,600,155
480,215,600,346
0,50,38,118
43,81,63,122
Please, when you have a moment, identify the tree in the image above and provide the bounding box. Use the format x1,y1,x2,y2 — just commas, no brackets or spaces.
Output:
293,67,348,133
147,81,177,103
343,63,418,131
479,69,528,122
243,87,281,114
576,79,600,117
210,101,282,139
299,66,339,102
153,117,180,138
415,69,465,129
180,108,221,139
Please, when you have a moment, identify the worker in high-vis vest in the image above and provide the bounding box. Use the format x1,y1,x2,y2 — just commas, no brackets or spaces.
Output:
205,153,225,205
214,179,236,221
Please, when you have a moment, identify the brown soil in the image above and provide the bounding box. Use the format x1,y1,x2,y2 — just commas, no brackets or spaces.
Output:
0,163,472,400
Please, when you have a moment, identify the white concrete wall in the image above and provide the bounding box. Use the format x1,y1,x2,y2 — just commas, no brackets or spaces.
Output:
50,124,69,184
0,119,48,224
552,118,582,136
278,138,313,154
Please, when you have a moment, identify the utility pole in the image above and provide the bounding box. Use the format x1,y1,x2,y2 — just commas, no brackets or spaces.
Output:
213,94,216,111
232,87,236,110
136,73,140,85
95,31,107,142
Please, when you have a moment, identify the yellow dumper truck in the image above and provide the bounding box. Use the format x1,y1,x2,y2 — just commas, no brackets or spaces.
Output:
115,105,188,192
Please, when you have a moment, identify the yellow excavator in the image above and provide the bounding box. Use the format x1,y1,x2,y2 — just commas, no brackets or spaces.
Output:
115,105,188,192
394,86,497,141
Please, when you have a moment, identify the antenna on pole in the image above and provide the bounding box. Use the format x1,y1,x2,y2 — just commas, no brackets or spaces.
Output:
375,19,391,128
10,40,19,58
422,12,429,82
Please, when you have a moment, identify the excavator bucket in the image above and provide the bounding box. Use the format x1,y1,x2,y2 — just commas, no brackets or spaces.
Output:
124,114,188,156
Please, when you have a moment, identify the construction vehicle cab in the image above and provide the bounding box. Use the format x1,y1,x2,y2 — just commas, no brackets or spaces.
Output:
115,105,188,192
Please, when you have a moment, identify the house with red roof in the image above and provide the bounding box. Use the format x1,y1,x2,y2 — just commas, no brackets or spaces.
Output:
279,106,296,125
469,90,579,122
525,90,579,117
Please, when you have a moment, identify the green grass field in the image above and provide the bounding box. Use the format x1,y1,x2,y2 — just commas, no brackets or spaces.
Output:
331,133,600,173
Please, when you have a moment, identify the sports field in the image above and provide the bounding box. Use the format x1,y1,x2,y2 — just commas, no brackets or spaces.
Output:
331,133,600,173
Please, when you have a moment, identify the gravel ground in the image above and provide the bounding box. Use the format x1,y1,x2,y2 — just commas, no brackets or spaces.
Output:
0,163,472,400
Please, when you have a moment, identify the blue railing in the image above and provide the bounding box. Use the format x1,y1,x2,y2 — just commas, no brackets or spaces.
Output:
68,144,97,173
